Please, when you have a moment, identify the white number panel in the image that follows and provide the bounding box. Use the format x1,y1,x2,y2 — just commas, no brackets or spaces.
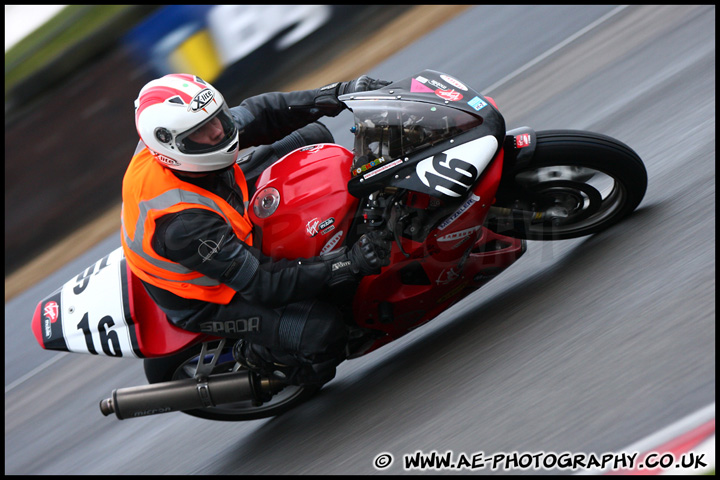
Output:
40,247,142,358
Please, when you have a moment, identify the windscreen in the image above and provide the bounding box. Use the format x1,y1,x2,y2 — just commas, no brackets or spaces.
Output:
346,99,484,170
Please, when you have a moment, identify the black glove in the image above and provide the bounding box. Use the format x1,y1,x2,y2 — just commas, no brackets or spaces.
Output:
314,76,392,117
323,231,392,287
336,75,392,96
351,230,392,274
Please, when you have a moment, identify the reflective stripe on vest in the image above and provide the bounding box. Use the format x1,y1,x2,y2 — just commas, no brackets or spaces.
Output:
123,188,235,278
121,147,253,303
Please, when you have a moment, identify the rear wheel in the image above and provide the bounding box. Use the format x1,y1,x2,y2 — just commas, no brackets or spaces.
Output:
490,130,647,240
144,340,321,421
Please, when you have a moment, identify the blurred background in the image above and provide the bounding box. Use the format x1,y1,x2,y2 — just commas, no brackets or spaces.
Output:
4,4,409,280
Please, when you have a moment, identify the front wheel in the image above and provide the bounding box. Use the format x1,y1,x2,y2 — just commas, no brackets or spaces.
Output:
144,340,321,421
490,130,647,240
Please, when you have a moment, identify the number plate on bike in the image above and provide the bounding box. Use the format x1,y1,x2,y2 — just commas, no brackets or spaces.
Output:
34,247,142,357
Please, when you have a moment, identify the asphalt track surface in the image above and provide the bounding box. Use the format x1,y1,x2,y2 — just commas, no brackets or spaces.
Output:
5,5,715,475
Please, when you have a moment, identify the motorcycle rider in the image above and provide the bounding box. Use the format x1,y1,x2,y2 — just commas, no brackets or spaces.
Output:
122,73,392,386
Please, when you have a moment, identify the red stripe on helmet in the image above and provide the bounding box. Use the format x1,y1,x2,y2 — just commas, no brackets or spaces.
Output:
135,85,193,121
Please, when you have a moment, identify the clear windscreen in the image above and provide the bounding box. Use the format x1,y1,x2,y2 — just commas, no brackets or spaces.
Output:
346,99,484,170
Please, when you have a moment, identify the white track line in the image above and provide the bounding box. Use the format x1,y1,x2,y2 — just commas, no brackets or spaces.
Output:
5,352,66,393
481,5,629,95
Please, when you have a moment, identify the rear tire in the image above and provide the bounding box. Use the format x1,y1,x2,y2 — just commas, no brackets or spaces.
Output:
492,130,647,240
144,342,321,421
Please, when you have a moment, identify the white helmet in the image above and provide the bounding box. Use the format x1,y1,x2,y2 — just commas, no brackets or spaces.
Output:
134,73,239,172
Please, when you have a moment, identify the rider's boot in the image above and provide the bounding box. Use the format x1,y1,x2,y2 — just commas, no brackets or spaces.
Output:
232,339,339,386
232,339,291,379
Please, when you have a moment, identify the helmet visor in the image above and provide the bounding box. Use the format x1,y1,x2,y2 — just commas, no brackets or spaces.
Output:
176,105,237,154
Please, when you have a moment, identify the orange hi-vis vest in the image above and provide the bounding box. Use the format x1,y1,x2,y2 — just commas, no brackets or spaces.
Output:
121,146,254,304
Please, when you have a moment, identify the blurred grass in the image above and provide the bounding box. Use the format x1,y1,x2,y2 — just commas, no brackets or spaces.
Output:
4,5,156,101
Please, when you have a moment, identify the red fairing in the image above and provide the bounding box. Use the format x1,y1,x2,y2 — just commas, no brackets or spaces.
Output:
125,262,216,357
31,301,44,348
249,144,359,259
351,148,524,350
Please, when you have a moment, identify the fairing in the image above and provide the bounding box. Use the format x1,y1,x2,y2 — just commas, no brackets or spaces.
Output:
32,247,214,358
343,69,506,199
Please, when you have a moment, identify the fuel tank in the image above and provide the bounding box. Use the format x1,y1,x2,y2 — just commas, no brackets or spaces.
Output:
248,144,359,259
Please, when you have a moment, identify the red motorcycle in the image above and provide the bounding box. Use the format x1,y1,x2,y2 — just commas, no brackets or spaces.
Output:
31,69,647,421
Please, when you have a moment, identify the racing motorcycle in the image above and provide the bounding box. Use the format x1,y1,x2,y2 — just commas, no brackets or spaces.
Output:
31,69,647,421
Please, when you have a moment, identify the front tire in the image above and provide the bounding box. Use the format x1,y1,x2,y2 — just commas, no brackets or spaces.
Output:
491,130,647,240
144,341,321,421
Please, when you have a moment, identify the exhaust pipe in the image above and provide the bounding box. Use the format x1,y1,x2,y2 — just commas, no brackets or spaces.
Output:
99,371,284,420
